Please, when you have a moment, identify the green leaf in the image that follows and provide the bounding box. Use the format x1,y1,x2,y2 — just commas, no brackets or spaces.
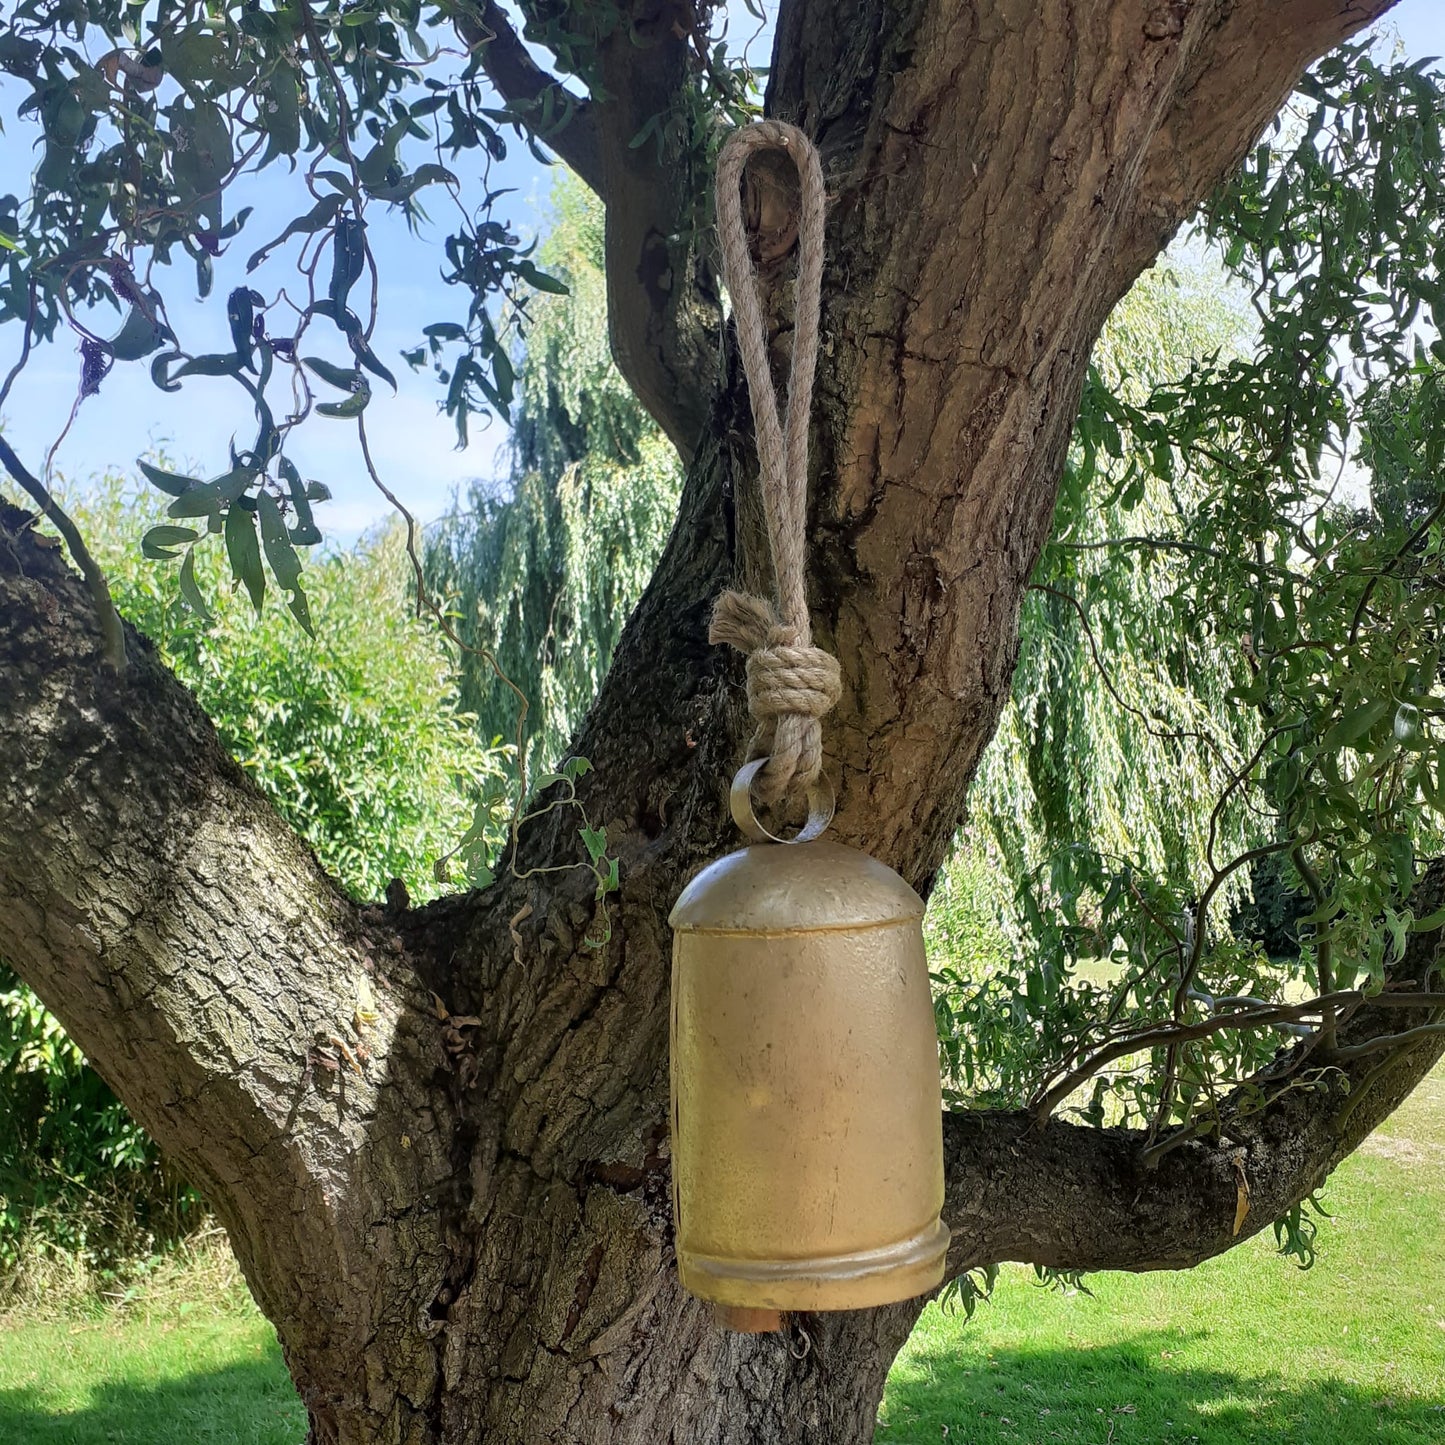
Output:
169,353,243,384
517,259,569,296
354,341,398,392
170,99,233,230
368,163,457,205
259,65,300,167
286,585,314,636
141,524,199,559
597,855,620,898
316,382,372,419
105,306,166,361
279,456,322,546
224,504,265,610
167,486,222,520
303,356,363,391
177,547,213,622
308,299,364,338
139,459,202,497
227,287,261,368
165,464,254,519
255,490,315,635
1409,903,1445,932
1322,697,1392,750
579,825,607,863
358,115,409,192
246,194,343,272
329,215,367,312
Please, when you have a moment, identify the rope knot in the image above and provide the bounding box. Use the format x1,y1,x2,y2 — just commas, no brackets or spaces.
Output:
710,590,840,805
745,640,841,723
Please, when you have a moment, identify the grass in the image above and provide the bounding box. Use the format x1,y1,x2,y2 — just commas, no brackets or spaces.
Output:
883,1065,1445,1443
0,1240,304,1445
0,1071,1439,1445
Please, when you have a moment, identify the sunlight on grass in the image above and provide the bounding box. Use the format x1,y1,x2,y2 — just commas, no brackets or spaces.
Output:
0,1241,303,1445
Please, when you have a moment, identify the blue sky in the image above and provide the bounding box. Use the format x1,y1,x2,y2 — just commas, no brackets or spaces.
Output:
1,1,1442,543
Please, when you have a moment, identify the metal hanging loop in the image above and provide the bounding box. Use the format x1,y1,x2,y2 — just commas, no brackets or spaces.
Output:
729,758,835,845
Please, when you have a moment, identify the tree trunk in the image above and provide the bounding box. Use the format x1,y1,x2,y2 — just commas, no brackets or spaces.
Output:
0,2,1426,1443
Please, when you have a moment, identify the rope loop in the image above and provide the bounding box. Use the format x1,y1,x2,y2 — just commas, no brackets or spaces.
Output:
713,121,835,811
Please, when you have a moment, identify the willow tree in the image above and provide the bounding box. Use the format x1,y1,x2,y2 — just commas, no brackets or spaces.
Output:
424,177,682,772
3,5,1445,1445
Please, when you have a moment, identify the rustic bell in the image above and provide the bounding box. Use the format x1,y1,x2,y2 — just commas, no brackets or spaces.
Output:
669,763,949,1325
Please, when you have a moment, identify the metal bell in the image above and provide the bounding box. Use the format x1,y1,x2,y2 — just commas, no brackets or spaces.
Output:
668,765,949,1327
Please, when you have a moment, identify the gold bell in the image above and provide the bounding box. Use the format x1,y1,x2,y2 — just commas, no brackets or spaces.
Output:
669,762,949,1329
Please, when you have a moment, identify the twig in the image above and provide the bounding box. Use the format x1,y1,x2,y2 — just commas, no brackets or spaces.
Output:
1030,988,1363,1122
1317,1019,1445,1064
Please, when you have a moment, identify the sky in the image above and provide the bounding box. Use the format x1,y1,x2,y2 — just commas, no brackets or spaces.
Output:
0,1,1442,545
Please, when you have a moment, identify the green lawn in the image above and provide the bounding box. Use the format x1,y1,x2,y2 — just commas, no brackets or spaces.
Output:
1,1070,1440,1445
0,1254,303,1445
885,1066,1445,1443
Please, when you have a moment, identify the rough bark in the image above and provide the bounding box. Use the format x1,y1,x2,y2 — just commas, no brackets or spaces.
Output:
0,2,1425,1444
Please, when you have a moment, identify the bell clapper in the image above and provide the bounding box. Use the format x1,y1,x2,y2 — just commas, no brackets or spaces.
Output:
712,1304,784,1333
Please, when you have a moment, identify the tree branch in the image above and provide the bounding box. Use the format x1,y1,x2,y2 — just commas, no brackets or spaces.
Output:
1126,0,1400,264
0,504,458,1404
449,1,604,193
589,6,721,462
446,1,722,461
944,861,1444,1276
0,437,125,671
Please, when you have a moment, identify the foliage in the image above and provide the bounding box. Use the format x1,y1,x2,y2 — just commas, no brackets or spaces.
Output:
0,967,196,1281
2,0,1444,1320
929,43,1445,1148
425,177,681,772
0,476,506,1277
0,0,754,621
936,1262,999,1323
73,480,509,904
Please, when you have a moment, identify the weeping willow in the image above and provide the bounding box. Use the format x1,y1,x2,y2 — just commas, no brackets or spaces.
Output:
972,259,1258,913
431,187,1253,870
424,178,682,773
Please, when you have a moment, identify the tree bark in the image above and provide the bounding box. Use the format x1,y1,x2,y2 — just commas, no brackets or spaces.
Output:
0,2,1423,1443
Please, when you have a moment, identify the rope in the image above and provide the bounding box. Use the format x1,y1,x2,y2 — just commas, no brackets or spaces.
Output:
711,120,840,807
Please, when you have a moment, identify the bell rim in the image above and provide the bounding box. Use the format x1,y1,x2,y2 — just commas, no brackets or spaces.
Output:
678,1217,950,1311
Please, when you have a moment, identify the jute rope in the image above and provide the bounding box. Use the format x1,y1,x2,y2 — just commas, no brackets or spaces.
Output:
710,120,841,808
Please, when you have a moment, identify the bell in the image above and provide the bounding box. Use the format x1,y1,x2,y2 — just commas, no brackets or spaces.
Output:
669,766,949,1328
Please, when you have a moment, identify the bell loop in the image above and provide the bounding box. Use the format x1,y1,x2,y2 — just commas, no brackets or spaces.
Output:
729,757,835,844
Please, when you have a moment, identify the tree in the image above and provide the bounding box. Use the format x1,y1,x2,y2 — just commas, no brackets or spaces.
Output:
424,177,681,772
2,4,1443,1443
0,481,505,1277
